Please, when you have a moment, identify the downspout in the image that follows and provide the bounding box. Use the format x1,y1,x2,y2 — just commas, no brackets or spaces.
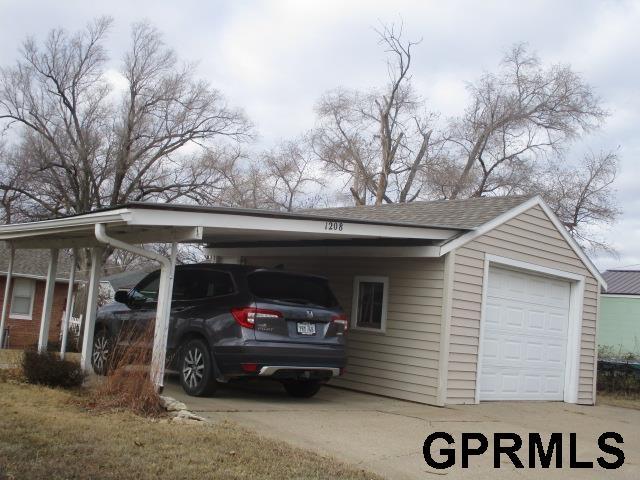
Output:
0,243,15,349
94,223,178,392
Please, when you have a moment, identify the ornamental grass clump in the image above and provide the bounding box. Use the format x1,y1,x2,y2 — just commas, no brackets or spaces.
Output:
89,322,165,417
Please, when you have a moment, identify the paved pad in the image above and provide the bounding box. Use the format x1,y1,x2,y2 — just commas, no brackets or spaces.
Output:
164,379,639,479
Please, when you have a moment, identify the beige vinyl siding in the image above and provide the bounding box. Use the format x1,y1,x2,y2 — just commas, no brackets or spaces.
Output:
447,205,599,405
245,256,445,404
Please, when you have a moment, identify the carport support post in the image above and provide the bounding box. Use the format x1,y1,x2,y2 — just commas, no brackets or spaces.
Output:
60,249,76,359
150,242,178,392
80,247,103,371
37,249,59,353
0,244,15,349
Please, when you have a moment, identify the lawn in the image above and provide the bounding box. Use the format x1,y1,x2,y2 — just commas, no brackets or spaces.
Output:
597,391,640,410
0,382,380,480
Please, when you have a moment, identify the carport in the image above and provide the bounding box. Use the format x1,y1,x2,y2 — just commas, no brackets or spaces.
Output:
0,202,459,391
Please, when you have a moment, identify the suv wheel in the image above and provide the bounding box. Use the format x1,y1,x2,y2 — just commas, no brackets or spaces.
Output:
180,338,217,397
282,380,323,398
92,329,111,376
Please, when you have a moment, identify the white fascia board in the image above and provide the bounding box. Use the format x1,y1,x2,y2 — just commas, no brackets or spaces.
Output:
209,245,441,258
125,209,459,241
439,196,540,255
0,209,129,240
601,293,640,299
0,272,79,283
439,196,606,287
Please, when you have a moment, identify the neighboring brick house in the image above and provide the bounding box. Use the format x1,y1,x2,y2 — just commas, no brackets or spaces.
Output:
0,246,76,349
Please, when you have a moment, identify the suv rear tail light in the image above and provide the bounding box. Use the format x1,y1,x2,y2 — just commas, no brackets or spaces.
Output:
331,314,348,333
231,307,283,329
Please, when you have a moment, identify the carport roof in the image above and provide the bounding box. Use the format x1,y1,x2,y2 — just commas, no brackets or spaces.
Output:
300,195,534,229
0,201,464,250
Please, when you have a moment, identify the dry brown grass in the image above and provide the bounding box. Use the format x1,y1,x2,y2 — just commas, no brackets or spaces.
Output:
597,391,640,410
0,382,381,480
89,323,164,416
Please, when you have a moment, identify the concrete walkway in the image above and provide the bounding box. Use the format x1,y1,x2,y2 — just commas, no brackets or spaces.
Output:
164,379,639,479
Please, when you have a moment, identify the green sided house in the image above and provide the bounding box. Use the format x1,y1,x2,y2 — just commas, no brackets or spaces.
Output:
599,270,640,355
211,195,604,406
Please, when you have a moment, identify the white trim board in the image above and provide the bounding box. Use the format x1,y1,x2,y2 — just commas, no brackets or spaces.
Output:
208,245,440,258
474,254,585,404
439,195,606,287
436,251,455,406
601,293,640,299
0,272,77,283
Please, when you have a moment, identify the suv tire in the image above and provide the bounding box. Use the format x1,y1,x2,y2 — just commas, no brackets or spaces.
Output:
179,338,217,397
283,379,323,398
91,328,112,376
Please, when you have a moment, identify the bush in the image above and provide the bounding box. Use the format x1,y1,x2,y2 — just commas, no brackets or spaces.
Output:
597,360,640,396
22,350,85,388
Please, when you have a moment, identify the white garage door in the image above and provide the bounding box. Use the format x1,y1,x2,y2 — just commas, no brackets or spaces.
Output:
479,266,571,401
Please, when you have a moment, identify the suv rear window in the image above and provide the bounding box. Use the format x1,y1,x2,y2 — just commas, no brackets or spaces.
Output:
248,271,338,308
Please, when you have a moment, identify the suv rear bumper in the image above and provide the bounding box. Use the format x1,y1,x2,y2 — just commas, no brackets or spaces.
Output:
258,366,341,377
214,341,346,378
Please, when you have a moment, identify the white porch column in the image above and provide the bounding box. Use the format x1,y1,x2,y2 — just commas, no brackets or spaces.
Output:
80,247,103,371
0,245,15,349
150,242,178,391
37,249,59,353
60,249,76,359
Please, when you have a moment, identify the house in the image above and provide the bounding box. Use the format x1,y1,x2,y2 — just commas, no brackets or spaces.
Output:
99,268,154,302
0,194,603,405
211,195,603,405
599,270,640,355
0,245,76,349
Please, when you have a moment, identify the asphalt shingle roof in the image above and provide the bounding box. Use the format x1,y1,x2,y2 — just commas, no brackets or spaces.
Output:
602,270,640,295
0,244,73,280
300,195,534,230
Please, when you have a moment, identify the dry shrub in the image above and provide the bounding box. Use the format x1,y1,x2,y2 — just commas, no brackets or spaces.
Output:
22,350,84,388
90,321,165,417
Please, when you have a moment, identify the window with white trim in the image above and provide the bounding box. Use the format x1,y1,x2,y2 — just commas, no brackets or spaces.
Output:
10,278,36,319
351,276,388,332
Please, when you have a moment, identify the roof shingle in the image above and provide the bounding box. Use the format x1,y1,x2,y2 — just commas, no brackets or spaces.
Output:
0,244,73,280
300,195,534,229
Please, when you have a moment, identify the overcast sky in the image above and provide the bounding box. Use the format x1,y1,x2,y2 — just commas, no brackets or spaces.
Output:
1,0,638,270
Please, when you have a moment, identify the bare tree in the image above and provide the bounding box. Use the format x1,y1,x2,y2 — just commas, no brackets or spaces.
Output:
312,23,441,205
447,44,607,199
261,139,324,211
534,151,620,252
0,18,250,222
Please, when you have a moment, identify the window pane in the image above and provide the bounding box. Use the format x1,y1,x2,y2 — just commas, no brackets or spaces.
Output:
132,272,160,301
11,296,31,315
248,272,338,308
356,281,384,329
10,279,34,316
172,270,234,300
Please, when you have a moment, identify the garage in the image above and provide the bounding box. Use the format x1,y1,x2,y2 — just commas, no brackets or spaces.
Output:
0,194,605,407
478,266,571,401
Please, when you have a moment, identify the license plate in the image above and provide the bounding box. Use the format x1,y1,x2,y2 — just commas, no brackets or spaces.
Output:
297,322,316,335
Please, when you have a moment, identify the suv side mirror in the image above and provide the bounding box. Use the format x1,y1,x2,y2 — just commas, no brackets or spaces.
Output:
114,289,130,304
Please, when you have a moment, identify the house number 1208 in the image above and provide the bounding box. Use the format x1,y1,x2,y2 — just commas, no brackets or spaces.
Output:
324,221,344,231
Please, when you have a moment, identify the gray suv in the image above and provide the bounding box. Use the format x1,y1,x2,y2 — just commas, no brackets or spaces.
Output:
92,264,348,398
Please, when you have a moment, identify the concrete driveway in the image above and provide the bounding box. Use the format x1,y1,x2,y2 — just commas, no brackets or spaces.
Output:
164,379,639,479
